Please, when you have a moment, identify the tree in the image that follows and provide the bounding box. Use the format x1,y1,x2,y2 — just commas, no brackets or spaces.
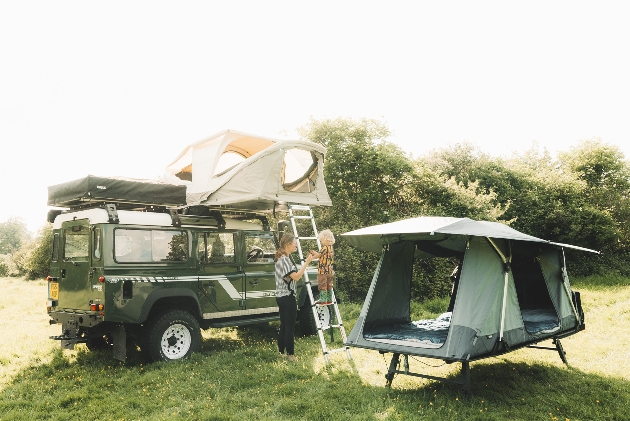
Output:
0,217,30,254
298,117,418,299
558,139,630,253
12,224,52,280
298,118,506,299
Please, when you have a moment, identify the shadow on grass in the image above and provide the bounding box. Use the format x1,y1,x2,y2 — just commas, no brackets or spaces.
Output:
2,335,629,421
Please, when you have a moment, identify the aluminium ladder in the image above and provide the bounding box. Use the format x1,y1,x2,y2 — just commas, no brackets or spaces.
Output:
287,204,352,364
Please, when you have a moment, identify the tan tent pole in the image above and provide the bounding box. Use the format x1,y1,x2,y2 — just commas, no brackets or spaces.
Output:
560,248,581,324
485,237,512,342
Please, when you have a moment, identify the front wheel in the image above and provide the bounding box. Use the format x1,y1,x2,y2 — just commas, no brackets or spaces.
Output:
143,310,202,362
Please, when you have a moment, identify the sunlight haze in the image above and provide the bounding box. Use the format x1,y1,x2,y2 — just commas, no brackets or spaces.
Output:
1,1,629,232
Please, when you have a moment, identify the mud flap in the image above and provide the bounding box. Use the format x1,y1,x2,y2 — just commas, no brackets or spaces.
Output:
112,325,127,362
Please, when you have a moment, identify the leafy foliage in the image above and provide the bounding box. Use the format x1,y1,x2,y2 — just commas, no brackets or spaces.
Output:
299,118,504,300
12,224,52,280
0,259,8,277
0,217,30,254
299,119,630,300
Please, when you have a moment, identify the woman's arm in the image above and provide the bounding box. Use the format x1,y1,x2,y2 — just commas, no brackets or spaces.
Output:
287,253,314,281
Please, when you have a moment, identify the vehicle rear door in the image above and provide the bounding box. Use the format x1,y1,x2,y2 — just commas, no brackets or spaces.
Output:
58,219,91,310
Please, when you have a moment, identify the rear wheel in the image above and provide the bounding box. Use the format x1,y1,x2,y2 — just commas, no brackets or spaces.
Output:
86,334,112,351
143,310,202,362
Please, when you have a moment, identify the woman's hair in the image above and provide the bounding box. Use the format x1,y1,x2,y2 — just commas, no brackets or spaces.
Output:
274,233,296,262
318,229,335,245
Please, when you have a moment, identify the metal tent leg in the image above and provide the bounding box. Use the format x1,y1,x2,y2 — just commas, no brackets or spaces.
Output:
554,338,568,366
385,353,400,387
461,361,471,399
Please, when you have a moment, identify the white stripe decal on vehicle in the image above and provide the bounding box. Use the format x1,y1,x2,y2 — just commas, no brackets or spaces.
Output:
217,278,243,300
105,275,276,300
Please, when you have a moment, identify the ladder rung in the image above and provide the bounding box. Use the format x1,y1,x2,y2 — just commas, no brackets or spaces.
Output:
291,215,313,220
298,237,317,240
326,347,350,354
319,324,343,332
289,205,311,211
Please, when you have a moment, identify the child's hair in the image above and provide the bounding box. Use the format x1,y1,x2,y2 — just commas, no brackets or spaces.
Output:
274,233,296,262
318,229,335,245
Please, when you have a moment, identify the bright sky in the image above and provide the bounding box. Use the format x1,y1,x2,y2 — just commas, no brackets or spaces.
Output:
1,1,629,233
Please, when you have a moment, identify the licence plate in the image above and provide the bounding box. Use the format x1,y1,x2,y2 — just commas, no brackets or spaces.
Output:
49,282,59,300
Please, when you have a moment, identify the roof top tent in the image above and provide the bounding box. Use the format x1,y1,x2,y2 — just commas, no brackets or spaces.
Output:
163,129,332,213
47,175,187,209
341,216,597,397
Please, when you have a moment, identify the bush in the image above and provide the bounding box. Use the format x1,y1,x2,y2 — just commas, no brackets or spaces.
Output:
12,224,52,280
0,259,8,277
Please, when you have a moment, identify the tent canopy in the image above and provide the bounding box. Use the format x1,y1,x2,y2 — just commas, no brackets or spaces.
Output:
164,129,332,211
342,215,592,390
343,216,592,363
342,216,599,254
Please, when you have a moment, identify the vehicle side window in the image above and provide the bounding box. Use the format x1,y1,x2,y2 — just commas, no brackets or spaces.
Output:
245,233,276,263
64,226,89,260
197,233,207,263
115,229,188,263
207,233,235,264
52,233,59,262
93,228,102,261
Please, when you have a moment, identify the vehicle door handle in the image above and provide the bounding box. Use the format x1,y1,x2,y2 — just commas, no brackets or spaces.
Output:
249,280,259,286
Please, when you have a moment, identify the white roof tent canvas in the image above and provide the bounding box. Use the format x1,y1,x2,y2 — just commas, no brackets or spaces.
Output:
341,217,596,393
164,129,332,212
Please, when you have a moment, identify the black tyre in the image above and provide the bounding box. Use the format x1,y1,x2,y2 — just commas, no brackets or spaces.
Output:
299,289,331,336
86,334,112,351
143,310,202,362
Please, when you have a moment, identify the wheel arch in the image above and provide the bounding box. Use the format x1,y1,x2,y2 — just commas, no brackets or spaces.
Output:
138,289,202,324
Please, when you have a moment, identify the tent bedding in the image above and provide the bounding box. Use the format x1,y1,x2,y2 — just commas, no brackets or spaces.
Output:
364,312,452,348
362,308,560,350
521,309,561,334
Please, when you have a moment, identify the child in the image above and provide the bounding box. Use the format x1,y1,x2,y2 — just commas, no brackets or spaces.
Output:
310,229,335,305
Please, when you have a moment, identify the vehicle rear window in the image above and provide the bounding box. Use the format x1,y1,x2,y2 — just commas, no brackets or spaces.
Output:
115,229,188,263
64,226,89,259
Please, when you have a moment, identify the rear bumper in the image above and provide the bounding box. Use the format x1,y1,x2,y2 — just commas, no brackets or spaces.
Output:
48,310,104,328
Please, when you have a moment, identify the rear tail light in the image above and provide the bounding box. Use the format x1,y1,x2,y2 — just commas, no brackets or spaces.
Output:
99,276,105,283
90,303,104,311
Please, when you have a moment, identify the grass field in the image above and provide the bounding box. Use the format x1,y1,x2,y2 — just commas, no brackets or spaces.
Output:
0,276,629,420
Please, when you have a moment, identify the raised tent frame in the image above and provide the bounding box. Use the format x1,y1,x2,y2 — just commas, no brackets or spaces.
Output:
342,216,596,397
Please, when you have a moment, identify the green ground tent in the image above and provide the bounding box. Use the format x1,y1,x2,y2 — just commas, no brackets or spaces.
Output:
342,216,596,395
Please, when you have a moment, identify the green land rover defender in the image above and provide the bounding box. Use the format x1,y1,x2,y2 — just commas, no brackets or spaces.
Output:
46,177,327,362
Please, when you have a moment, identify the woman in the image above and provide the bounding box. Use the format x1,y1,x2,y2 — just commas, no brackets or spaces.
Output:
274,233,314,361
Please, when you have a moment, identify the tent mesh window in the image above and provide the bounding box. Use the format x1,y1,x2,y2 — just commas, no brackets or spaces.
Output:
282,149,319,192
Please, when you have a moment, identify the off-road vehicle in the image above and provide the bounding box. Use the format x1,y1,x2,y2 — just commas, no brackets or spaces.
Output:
46,176,329,362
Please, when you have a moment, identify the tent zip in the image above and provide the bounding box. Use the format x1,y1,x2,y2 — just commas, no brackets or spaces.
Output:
485,237,512,345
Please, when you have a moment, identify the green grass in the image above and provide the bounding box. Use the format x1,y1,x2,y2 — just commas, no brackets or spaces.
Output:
1,276,629,420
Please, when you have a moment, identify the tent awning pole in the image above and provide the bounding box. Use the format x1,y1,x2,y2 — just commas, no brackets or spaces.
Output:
560,248,581,324
499,271,509,340
486,237,511,341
